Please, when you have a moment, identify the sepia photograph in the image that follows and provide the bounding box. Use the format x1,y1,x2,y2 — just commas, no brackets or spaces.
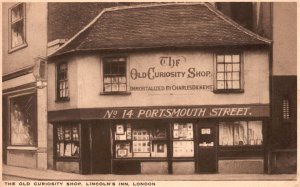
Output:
1,1,298,186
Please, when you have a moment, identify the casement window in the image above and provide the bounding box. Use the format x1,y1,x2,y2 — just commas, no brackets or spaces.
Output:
215,53,243,93
55,124,80,158
9,3,27,51
282,96,291,121
9,93,37,146
103,57,127,93
219,121,262,146
56,62,69,101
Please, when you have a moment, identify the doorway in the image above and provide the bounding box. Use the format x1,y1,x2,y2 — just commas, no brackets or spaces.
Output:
196,122,217,173
91,123,112,174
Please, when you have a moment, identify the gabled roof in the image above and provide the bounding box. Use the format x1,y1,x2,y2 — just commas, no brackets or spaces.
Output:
49,3,271,57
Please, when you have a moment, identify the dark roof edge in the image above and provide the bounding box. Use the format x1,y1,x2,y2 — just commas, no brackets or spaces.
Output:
48,44,270,60
204,3,272,44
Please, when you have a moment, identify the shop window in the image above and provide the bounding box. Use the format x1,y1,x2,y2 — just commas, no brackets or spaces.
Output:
214,53,243,93
114,124,168,158
9,3,27,51
56,62,69,101
219,121,262,146
282,96,291,121
172,123,194,157
55,124,80,158
10,93,37,146
103,57,127,93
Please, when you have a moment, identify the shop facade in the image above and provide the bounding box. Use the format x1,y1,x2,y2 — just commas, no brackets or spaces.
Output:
47,3,271,174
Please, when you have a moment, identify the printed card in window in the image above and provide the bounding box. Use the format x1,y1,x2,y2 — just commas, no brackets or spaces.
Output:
116,124,125,135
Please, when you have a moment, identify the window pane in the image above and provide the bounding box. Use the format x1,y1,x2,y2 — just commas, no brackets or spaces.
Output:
225,64,233,72
119,84,127,91
112,77,118,83
232,72,240,80
118,64,126,75
217,64,224,72
119,76,127,84
226,80,232,89
111,84,118,92
232,55,240,62
233,64,240,71
173,141,194,157
226,73,232,80
248,121,263,145
104,84,111,92
12,21,24,47
12,4,23,22
10,94,36,146
232,81,240,89
233,121,248,145
225,55,232,63
217,81,225,89
219,122,234,145
217,73,224,80
103,77,111,84
103,63,111,75
111,63,119,74
217,55,224,63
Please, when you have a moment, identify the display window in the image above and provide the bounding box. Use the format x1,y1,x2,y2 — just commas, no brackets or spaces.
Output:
9,93,37,146
219,121,263,146
172,123,194,157
114,123,168,158
55,124,80,158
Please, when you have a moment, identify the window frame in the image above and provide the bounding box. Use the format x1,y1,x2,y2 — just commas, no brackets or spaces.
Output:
56,62,70,102
101,56,129,95
218,120,263,147
8,3,27,53
54,123,80,159
8,91,37,147
213,52,244,93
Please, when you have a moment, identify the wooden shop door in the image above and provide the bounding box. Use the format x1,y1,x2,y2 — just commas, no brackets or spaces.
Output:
196,122,217,173
91,123,112,174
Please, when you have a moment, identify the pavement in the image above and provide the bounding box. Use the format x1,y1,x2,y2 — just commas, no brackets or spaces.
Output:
2,164,298,181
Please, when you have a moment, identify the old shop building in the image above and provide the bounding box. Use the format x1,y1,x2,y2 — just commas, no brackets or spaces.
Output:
47,3,271,174
2,3,48,169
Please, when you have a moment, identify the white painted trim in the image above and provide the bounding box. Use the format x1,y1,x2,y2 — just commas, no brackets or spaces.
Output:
7,146,37,151
47,39,67,48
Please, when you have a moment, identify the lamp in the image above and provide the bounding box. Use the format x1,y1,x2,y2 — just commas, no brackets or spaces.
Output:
33,56,47,89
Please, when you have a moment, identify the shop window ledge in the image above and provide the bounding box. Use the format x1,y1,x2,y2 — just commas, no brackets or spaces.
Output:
7,146,37,151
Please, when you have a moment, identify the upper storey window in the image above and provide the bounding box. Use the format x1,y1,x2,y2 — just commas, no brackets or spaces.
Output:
56,62,69,101
103,57,127,93
9,3,27,52
214,53,243,93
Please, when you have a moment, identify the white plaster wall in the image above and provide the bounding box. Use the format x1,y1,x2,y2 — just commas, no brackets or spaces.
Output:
2,3,48,74
48,49,269,111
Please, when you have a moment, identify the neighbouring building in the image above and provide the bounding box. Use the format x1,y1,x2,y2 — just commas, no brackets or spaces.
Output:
2,3,48,169
47,3,271,174
217,2,297,174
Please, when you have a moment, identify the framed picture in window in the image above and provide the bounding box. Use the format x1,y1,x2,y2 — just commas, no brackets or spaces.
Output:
117,149,128,158
154,127,166,139
157,143,165,153
116,124,125,135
